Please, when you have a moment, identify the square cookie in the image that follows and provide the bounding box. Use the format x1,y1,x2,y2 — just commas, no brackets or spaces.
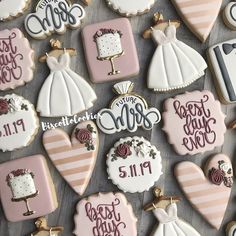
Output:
82,18,140,83
0,155,58,222
208,39,236,104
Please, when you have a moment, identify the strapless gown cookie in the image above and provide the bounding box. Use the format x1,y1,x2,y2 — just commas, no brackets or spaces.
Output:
148,25,207,91
37,52,97,117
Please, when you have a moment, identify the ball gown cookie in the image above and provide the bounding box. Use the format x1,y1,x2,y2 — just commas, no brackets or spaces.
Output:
97,81,161,134
0,0,31,21
82,18,139,83
0,94,39,152
107,136,162,193
226,221,236,236
105,0,156,16
0,28,34,91
170,0,222,42
74,192,137,236
144,13,207,92
0,155,58,222
223,2,236,31
24,0,85,39
144,188,201,236
175,154,233,230
37,40,97,117
162,90,226,155
43,121,99,195
208,38,236,104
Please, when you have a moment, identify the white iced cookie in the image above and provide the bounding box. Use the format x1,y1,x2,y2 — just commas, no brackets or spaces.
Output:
223,2,236,31
0,94,39,152
24,0,85,39
0,0,31,21
106,0,155,16
227,221,236,236
107,136,162,193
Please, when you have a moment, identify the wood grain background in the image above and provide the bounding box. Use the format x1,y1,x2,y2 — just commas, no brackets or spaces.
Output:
0,0,235,235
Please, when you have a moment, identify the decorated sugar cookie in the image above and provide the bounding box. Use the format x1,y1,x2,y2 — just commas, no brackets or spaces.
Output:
82,18,139,83
144,188,201,236
208,39,236,104
97,81,161,134
0,155,58,222
223,2,236,31
162,90,226,155
37,39,97,117
106,0,156,17
143,13,207,92
24,0,85,39
43,121,99,195
0,0,31,21
175,154,233,230
0,28,34,91
0,94,39,152
107,136,162,193
170,0,222,42
74,192,137,236
226,221,236,236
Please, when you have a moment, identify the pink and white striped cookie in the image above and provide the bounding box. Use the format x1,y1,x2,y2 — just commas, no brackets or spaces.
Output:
175,154,233,230
43,121,99,195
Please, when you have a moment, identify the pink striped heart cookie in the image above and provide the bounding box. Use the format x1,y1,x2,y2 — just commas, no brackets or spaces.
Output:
175,154,233,229
171,0,222,42
43,121,99,195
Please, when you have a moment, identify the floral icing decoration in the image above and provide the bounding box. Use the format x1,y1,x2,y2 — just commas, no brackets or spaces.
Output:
115,143,132,159
0,99,9,115
75,124,96,151
208,160,233,188
93,28,122,41
6,169,34,186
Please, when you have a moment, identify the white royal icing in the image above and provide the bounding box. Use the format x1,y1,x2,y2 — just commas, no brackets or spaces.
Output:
107,136,162,193
224,2,236,30
228,222,236,236
106,0,155,16
24,0,85,39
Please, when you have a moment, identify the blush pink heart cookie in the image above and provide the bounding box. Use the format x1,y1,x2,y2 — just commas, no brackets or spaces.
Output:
0,28,34,91
43,121,99,195
162,90,226,155
171,0,222,42
175,154,233,229
74,192,137,236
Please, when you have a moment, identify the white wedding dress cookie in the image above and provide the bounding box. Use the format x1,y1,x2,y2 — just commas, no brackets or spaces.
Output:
37,52,97,117
148,25,207,91
152,203,201,236
106,0,155,16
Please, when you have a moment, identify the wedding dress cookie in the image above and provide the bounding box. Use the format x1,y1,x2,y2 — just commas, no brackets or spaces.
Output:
223,2,236,30
43,121,99,195
24,0,85,39
74,192,137,236
175,154,233,229
107,136,162,193
162,90,226,155
0,94,39,152
0,28,34,91
106,0,156,16
208,38,236,104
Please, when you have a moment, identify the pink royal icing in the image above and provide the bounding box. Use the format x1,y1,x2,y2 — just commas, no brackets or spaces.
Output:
0,28,34,91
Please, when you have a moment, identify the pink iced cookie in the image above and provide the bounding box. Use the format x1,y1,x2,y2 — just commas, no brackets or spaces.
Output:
175,154,233,229
82,18,140,83
162,90,226,155
0,155,58,222
74,192,137,236
0,28,34,91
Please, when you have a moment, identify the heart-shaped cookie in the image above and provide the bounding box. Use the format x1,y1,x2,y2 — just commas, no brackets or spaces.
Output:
43,121,99,195
175,154,233,229
171,0,222,42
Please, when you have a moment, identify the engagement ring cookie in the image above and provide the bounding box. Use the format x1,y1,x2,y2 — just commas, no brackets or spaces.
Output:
223,2,236,31
107,136,162,193
227,221,236,236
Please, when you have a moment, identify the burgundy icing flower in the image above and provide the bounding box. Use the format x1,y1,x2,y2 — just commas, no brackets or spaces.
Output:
209,167,225,186
0,99,9,115
76,129,92,144
115,143,132,158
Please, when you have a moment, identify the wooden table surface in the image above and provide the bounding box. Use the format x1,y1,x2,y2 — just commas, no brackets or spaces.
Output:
0,0,235,236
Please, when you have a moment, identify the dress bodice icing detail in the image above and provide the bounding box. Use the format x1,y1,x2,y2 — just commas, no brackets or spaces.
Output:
46,52,70,71
151,25,177,45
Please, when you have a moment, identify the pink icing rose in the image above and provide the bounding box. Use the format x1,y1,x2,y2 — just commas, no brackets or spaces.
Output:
76,129,92,143
0,99,9,115
209,168,225,185
115,144,132,158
